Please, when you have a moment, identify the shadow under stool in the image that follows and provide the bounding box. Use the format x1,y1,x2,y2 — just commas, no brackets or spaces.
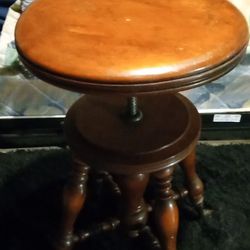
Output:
14,0,249,250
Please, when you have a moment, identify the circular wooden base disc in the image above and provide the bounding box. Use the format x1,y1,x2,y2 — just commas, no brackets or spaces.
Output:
64,93,200,174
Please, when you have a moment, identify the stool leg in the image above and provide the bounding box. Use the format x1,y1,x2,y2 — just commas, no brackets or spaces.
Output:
180,149,204,209
114,173,149,238
56,156,89,250
153,166,179,250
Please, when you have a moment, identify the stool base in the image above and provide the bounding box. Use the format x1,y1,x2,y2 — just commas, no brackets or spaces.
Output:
56,93,204,250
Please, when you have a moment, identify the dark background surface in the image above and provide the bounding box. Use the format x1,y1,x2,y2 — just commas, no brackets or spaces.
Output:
0,144,250,250
1,113,250,148
0,0,15,31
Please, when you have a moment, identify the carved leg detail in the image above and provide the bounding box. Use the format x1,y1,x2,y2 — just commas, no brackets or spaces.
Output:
180,149,204,208
153,166,179,250
114,173,149,238
56,156,89,250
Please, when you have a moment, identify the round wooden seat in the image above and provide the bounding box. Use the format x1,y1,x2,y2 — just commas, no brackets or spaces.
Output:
15,0,248,94
64,93,200,175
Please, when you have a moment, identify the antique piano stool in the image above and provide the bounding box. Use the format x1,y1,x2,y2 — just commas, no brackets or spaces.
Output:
15,0,248,250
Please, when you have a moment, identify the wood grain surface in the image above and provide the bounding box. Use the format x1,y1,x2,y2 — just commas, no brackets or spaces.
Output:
15,0,248,94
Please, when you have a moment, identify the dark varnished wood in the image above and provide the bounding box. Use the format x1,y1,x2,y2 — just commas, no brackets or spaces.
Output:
180,149,204,209
64,93,201,174
14,0,248,248
153,166,179,250
75,218,120,242
61,93,201,250
56,156,89,250
15,0,249,94
114,174,149,237
15,0,248,247
60,92,201,250
16,44,247,95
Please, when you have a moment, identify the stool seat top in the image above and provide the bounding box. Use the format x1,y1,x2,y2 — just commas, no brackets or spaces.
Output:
15,0,249,94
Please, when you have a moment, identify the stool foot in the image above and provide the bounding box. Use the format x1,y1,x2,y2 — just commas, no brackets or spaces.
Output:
55,156,89,250
114,173,149,238
180,149,204,208
153,166,179,250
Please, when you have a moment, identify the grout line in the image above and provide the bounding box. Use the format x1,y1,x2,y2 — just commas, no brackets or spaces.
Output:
0,146,66,153
199,140,250,146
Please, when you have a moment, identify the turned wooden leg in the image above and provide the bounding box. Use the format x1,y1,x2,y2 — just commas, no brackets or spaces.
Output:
114,173,149,238
55,155,89,250
153,166,179,250
180,149,204,208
